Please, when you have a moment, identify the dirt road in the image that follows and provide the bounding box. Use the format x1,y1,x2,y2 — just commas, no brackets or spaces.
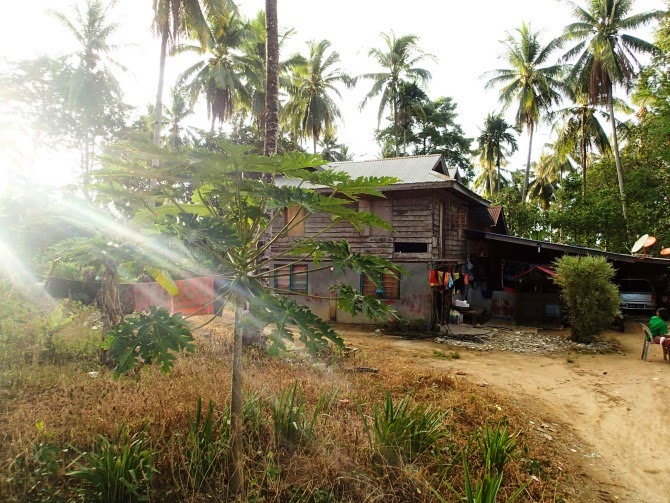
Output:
340,325,670,503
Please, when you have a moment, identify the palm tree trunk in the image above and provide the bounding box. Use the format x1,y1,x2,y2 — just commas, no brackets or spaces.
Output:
229,290,245,495
153,27,169,153
608,92,627,223
496,147,501,194
522,123,534,203
393,96,399,157
263,0,279,156
581,109,587,197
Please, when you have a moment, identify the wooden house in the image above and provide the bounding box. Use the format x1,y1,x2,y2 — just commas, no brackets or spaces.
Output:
270,154,497,326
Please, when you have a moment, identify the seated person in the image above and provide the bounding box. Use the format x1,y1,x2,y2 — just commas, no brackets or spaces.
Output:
649,308,670,360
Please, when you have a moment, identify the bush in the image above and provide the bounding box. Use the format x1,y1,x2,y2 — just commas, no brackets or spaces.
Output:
270,381,334,445
554,255,619,343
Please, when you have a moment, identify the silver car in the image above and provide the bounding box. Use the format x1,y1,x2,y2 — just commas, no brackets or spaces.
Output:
618,279,657,312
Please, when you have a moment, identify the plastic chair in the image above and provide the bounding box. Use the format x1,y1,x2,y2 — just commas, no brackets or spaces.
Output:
641,324,669,361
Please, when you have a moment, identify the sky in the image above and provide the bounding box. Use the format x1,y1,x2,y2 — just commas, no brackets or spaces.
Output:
0,0,666,187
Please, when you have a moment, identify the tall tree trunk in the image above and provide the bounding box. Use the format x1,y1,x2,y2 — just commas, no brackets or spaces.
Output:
263,0,279,156
393,96,399,157
522,123,534,203
581,109,587,197
229,291,245,495
496,146,501,194
153,27,169,154
608,92,628,223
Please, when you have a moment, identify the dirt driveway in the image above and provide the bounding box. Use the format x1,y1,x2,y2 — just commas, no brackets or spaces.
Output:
339,324,670,503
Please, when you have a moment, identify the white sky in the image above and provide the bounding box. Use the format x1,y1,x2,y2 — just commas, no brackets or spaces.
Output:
0,0,665,187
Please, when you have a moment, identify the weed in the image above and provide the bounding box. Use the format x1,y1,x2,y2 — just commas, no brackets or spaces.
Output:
271,380,335,445
566,353,575,364
363,391,447,462
69,426,157,502
184,396,227,491
477,419,518,473
432,350,461,360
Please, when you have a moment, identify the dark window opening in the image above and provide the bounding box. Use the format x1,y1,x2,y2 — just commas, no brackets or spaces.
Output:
394,242,428,253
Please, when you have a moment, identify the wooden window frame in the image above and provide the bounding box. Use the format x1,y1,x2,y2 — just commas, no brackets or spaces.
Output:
274,264,308,294
360,272,400,300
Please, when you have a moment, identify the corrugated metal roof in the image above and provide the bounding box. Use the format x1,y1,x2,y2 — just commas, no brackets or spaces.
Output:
325,154,451,185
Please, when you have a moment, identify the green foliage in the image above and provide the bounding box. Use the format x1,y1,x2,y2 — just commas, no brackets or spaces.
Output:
433,421,527,503
184,397,228,490
477,420,518,474
69,427,157,502
0,281,99,368
270,381,335,445
103,307,195,378
554,256,620,343
363,391,447,462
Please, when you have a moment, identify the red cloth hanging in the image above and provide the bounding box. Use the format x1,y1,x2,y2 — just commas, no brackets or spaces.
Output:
429,269,440,286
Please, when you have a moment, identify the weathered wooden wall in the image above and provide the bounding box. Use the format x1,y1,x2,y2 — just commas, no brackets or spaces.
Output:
270,188,475,263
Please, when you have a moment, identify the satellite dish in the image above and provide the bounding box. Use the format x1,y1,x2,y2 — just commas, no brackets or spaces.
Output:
632,234,649,253
661,248,670,257
645,236,657,248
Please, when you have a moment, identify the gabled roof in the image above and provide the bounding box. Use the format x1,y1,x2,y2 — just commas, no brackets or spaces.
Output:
276,154,487,206
324,154,455,185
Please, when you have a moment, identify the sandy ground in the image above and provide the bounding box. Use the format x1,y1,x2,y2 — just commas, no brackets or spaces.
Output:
337,323,670,503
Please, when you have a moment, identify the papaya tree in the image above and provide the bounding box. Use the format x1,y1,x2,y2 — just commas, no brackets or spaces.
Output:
94,140,400,495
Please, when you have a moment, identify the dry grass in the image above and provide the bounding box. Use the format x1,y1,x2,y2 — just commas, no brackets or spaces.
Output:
0,312,582,502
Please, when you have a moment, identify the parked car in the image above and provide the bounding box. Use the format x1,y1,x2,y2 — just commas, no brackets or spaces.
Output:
618,279,657,312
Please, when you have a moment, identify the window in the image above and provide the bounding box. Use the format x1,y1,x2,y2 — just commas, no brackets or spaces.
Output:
284,207,305,237
361,272,400,299
394,242,428,253
275,264,308,294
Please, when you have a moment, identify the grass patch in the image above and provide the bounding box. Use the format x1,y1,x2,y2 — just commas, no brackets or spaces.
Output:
432,349,461,360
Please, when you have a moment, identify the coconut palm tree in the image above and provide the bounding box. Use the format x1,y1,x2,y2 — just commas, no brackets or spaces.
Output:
319,128,352,161
358,32,435,157
151,0,229,150
550,90,612,196
264,0,279,156
284,39,350,154
477,113,519,194
528,154,560,210
473,159,510,198
164,87,198,149
51,0,126,186
176,12,252,132
558,0,663,221
485,22,564,203
396,81,428,155
240,11,304,140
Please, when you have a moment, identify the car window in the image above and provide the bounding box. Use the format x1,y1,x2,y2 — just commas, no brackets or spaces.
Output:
619,279,653,293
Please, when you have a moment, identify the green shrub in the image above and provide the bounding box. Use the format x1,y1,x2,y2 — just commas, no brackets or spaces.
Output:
363,391,447,462
554,255,620,343
69,426,157,502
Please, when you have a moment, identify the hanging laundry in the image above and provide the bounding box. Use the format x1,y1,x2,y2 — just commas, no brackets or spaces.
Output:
429,269,440,287
437,271,444,286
